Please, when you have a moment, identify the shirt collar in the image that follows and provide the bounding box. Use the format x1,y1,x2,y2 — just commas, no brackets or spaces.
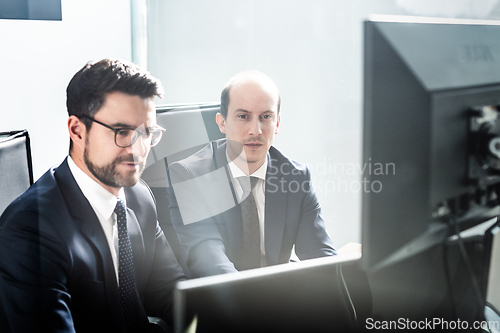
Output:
67,156,125,220
226,150,267,181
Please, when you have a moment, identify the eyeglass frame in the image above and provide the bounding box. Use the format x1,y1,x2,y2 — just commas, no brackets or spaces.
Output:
79,115,166,148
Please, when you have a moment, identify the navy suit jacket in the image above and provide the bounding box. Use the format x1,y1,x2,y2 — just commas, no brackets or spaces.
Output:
0,159,186,332
167,139,336,278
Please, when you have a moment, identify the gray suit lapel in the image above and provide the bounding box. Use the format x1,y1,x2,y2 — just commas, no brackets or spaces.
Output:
264,153,288,265
213,140,243,260
126,208,146,278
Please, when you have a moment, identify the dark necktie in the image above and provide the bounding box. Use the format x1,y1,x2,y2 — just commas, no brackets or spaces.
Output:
239,176,261,270
115,198,140,332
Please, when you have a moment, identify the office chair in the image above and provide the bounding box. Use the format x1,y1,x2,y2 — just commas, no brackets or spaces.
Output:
142,104,224,261
143,104,223,332
0,130,34,216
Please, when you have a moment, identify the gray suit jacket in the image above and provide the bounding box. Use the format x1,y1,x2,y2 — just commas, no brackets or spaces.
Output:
166,139,335,278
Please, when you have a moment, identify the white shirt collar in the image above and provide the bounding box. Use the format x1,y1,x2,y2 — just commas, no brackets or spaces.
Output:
226,150,267,181
67,156,125,220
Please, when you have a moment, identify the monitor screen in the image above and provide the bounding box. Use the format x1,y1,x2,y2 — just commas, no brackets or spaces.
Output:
174,254,370,332
362,16,500,271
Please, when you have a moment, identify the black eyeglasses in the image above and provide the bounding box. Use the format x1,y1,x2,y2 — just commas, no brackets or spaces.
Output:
80,115,166,148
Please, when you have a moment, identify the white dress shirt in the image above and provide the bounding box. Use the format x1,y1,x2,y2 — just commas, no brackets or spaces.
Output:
227,153,267,259
68,156,124,282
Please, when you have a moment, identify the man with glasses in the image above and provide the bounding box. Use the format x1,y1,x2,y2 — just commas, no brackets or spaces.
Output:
0,59,186,332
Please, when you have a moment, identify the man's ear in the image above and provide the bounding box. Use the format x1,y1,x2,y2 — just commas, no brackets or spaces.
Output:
216,112,227,134
68,116,86,151
275,114,281,134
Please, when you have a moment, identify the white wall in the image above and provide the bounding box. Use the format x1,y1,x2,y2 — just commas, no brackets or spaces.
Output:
0,0,132,180
5,0,498,248
146,0,500,248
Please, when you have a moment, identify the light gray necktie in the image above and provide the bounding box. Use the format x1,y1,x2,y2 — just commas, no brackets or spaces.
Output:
238,176,261,270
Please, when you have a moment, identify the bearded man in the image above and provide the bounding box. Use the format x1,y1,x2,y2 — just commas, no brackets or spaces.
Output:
0,59,186,332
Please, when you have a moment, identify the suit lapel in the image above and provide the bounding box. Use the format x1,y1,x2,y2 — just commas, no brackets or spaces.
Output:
222,203,242,262
126,208,146,278
213,140,243,260
264,152,288,265
54,159,126,332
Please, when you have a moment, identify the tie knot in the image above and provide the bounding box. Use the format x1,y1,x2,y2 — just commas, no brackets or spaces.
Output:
238,176,259,194
115,198,126,218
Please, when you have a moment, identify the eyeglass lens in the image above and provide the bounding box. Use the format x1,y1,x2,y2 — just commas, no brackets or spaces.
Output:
115,127,163,148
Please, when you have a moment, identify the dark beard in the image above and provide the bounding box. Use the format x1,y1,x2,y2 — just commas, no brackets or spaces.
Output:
84,147,145,188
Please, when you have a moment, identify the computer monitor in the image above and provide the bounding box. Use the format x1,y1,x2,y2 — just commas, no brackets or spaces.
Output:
485,221,500,316
174,254,371,332
362,16,500,271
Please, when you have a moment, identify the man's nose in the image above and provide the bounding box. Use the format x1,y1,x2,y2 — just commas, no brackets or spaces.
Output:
127,134,148,156
248,118,262,136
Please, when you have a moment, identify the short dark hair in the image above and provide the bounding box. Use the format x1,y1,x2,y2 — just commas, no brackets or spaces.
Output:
67,59,163,125
66,59,163,152
220,70,281,118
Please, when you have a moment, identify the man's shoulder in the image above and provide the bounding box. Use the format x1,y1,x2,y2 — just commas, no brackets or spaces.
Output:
168,139,225,177
126,179,156,208
268,146,310,178
7,166,60,212
0,163,67,231
122,179,158,230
